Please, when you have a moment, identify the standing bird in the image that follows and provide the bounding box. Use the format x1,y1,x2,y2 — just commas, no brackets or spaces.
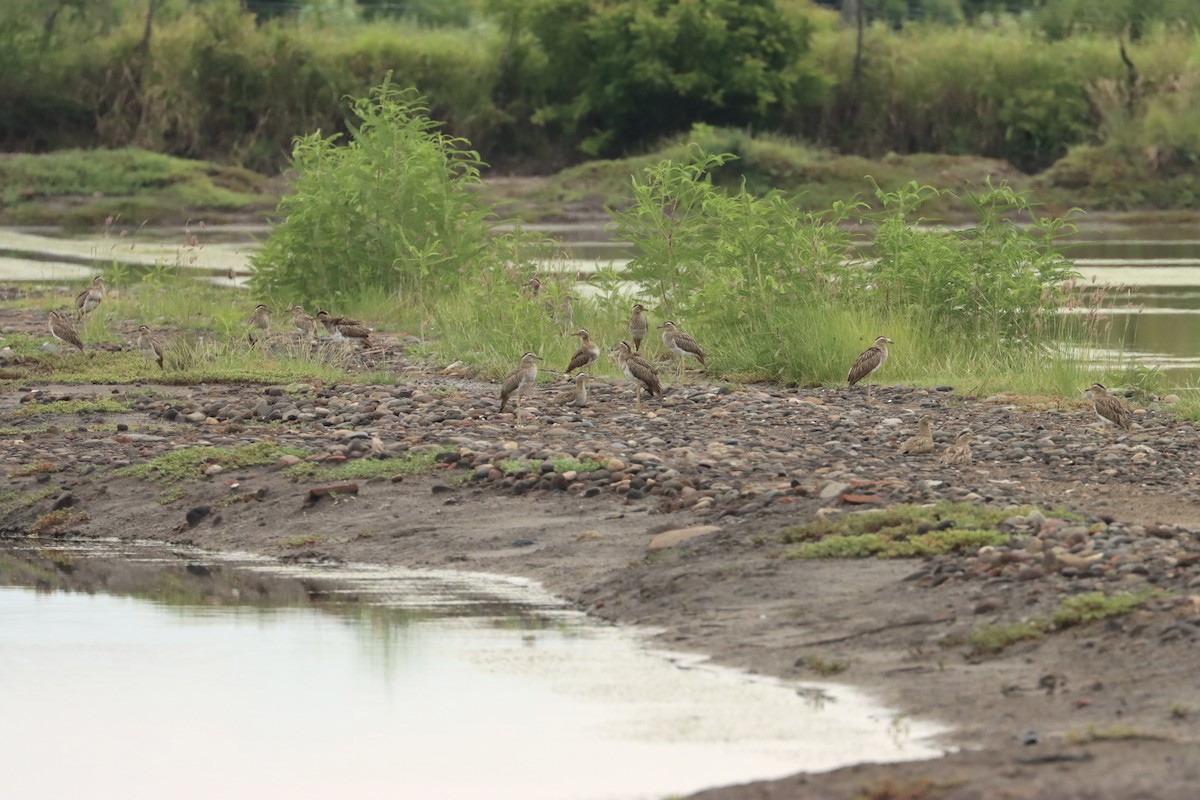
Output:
1089,383,1132,433
48,310,84,352
552,373,591,408
939,430,973,465
628,303,649,352
75,276,104,320
290,305,317,340
898,414,935,455
564,329,600,374
616,340,662,408
316,310,372,348
248,303,270,345
847,335,893,400
658,321,706,376
136,325,164,369
499,352,541,416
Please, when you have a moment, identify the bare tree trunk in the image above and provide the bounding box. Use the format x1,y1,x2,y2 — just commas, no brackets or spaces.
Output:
1119,39,1138,116
852,0,865,86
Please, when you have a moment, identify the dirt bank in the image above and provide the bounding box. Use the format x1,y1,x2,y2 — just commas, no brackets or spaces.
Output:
2,330,1199,797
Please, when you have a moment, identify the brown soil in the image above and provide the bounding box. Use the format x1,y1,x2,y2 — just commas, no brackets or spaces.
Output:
2,331,1199,798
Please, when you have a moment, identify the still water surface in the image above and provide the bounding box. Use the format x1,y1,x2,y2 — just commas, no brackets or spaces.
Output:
0,541,945,800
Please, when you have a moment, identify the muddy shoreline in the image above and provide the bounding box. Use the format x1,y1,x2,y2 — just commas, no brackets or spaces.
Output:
3,356,1200,797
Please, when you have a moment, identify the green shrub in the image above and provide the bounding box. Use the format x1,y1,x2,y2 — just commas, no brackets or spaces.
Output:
249,79,497,307
605,148,1081,386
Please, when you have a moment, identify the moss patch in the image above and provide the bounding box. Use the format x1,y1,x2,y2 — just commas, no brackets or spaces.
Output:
116,442,308,483
781,502,1078,559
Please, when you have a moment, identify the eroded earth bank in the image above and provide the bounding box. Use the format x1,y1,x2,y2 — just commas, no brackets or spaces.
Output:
3,326,1200,798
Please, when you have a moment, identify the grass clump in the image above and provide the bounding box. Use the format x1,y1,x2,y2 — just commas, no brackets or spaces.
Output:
29,509,89,536
1052,590,1172,629
1064,725,1167,745
284,449,449,482
966,589,1172,657
498,457,605,476
9,462,63,478
781,502,1074,560
966,622,1046,656
798,654,849,676
0,487,59,515
851,776,952,800
283,535,325,548
117,442,308,483
12,398,131,417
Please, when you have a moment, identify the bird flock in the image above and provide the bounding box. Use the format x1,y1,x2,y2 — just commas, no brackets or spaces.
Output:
497,302,1138,453
43,276,372,373
44,276,1139,452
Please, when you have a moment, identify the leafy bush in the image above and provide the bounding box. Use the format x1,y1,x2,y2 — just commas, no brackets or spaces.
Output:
501,0,827,156
250,80,496,306
605,147,1081,385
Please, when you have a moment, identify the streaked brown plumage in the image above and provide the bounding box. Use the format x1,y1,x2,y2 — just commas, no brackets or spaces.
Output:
315,309,364,331
247,303,270,345
847,336,893,386
628,304,648,352
316,310,372,347
1089,383,1132,432
75,276,104,319
290,305,317,338
552,373,590,408
136,325,164,369
499,351,541,414
939,430,973,465
658,321,706,376
48,310,84,352
249,303,270,330
616,340,662,407
898,414,934,455
564,329,600,373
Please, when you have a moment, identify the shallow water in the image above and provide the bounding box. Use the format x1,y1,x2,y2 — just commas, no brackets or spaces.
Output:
0,541,946,800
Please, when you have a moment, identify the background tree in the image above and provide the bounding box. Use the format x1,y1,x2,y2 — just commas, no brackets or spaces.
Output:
500,0,826,157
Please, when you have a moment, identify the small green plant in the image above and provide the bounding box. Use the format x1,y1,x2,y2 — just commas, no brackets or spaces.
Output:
966,621,1046,656
1170,703,1190,720
1064,724,1166,745
284,449,448,482
966,589,1172,657
798,654,849,676
283,534,325,548
158,487,188,505
12,398,131,416
781,502,1073,560
850,776,949,800
117,442,308,483
0,487,59,515
29,509,89,536
9,462,63,477
1052,590,1172,628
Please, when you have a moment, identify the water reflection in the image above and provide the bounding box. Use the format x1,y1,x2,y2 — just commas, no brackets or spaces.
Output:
0,541,946,800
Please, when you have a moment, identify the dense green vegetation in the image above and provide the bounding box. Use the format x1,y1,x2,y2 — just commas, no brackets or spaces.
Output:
3,77,1159,402
249,80,547,306
2,0,1199,215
